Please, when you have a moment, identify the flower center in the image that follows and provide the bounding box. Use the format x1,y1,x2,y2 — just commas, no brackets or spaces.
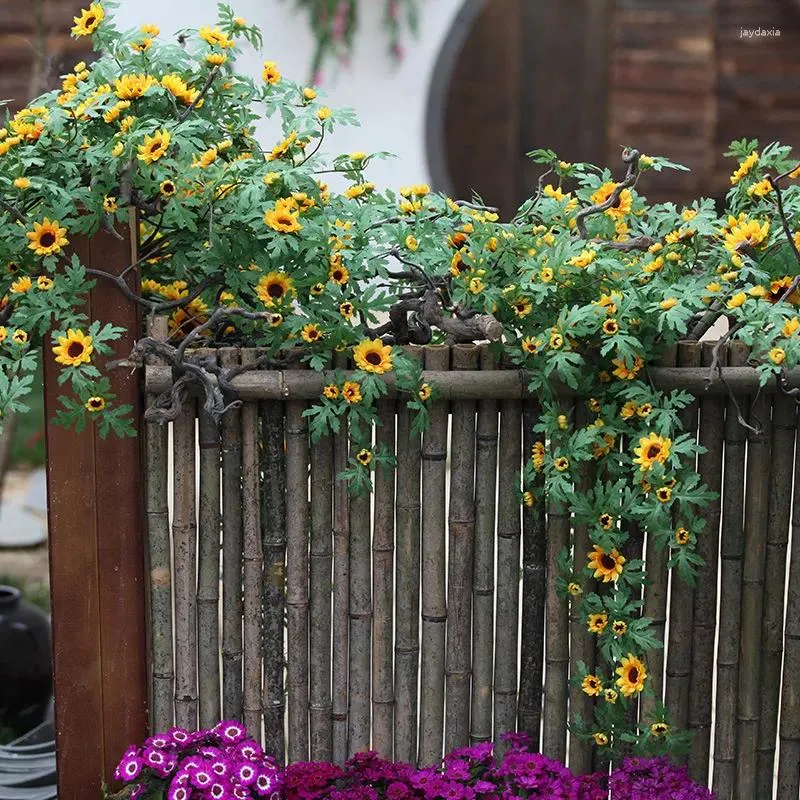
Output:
267,282,284,298
600,554,616,570
67,341,84,358
39,232,56,248
86,15,96,25
366,351,382,365
646,444,661,459
150,141,162,153
628,667,639,683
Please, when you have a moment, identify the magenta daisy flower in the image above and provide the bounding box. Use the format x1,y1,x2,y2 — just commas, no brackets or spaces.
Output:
145,734,171,749
178,756,204,772
211,758,230,777
236,762,258,786
144,747,167,769
166,784,190,800
190,768,213,789
168,727,191,746
233,787,249,799
254,771,275,796
115,754,143,782
209,780,231,799
215,720,247,744
236,741,264,761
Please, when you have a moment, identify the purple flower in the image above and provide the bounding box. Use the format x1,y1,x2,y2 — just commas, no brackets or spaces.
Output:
254,769,278,796
237,740,266,762
208,779,233,799
114,754,143,782
145,733,172,749
189,767,214,789
236,761,259,786
214,719,248,744
168,727,192,746
166,782,192,800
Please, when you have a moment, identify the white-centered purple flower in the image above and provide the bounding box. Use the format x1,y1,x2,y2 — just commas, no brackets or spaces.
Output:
214,720,247,744
236,762,258,786
190,768,213,789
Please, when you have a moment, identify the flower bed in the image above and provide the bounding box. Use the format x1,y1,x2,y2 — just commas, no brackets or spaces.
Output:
109,725,714,800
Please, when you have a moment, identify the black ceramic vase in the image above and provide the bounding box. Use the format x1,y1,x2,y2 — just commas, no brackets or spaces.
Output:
0,585,52,736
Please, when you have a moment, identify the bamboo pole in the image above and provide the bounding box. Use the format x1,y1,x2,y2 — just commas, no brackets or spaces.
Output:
372,397,396,759
241,351,264,740
394,346,423,763
348,432,372,756
686,341,725,785
146,363,800,399
332,351,350,765
144,316,173,731
735,367,773,800
777,419,800,799
755,394,796,796
309,413,334,762
471,346,498,746
712,342,749,799
172,393,198,730
261,395,287,762
494,392,522,753
220,348,244,721
665,342,702,737
568,403,596,774
518,399,546,749
196,348,221,730
418,344,450,766
543,399,571,763
640,345,678,724
445,344,478,752
286,383,310,762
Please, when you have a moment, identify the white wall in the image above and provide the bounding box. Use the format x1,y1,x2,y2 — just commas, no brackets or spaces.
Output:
113,0,468,192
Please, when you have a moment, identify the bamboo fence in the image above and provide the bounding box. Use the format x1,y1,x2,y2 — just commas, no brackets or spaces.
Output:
143,341,800,800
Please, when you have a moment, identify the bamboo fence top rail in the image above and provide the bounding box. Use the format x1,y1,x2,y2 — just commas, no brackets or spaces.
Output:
145,361,800,400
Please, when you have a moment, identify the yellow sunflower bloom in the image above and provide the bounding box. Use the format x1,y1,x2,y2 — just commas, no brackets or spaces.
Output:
206,53,228,66
651,722,670,737
71,2,104,36
782,317,800,338
264,205,302,233
602,319,619,336
353,338,394,374
114,73,158,100
727,292,746,309
633,432,672,471
611,355,644,381
11,329,28,345
612,620,628,636
329,262,350,285
27,218,68,257
554,456,569,472
301,323,323,343
660,297,678,310
13,177,30,190
604,688,618,704
656,486,672,503
615,653,647,696
588,613,608,634
356,449,373,466
159,179,177,197
53,328,94,366
770,348,786,365
417,383,432,402
724,218,769,252
10,276,32,294
255,272,294,307
37,276,54,291
581,675,602,697
531,441,546,471
675,528,691,545
593,732,609,746
85,396,106,412
567,582,582,596
730,150,758,185
198,26,234,48
342,381,362,404
569,249,597,268
599,512,614,530
590,182,632,219
587,544,625,583
262,61,281,84
303,87,317,101
137,129,171,164
103,196,118,213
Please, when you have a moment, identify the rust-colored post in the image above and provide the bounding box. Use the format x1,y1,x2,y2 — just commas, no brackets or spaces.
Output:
43,226,148,798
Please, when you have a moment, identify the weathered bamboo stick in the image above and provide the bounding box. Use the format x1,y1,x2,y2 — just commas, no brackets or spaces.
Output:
332,352,350,765
348,433,372,756
686,342,725,785
518,399,546,749
470,346,498,746
241,351,264,740
418,344,450,766
286,386,310,762
172,394,198,730
641,345,678,724
494,394,522,753
445,345,478,752
144,316,173,731
665,342,702,738
755,395,796,796
220,348,244,721
309,414,334,762
568,403,596,775
712,342,749,799
543,399,571,763
777,420,800,799
196,347,221,730
146,363,800,400
735,376,773,800
393,346,423,763
372,397,396,759
261,395,287,762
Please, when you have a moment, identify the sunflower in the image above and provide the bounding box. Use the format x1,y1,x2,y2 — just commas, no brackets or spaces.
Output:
268,313,283,328
405,235,419,251
418,383,432,402
581,675,602,697
724,218,769,252
159,179,177,197
264,205,302,233
651,722,670,737
262,61,281,84
769,348,785,365
726,292,746,309
198,26,234,48
303,87,317,101
10,276,32,294
301,324,322,343
114,73,158,100
633,432,672,471
329,262,349,285
567,582,582,596
0,327,6,343
267,130,297,161
612,620,628,636
138,129,171,164
590,182,632,219
511,297,532,317
11,329,28,345
256,272,294,307
27,218,68,257
730,150,758,185
599,513,614,530
13,177,30,190
550,332,564,350
37,276,54,291
354,338,394,374
337,302,354,320
620,401,638,419
604,688,618,704
103,196,118,213
72,2,104,36
53,328,94,366
356,449,373,466
554,456,570,472
531,441,546,471
557,414,568,430
195,146,218,168
323,384,339,400
611,354,645,380
602,319,619,336
342,381,362,404
587,613,608,634
656,486,672,503
569,249,597,268
310,283,325,296
675,528,690,545
615,653,647,696
593,732,609,746
85,396,106,412
587,545,625,583
206,53,228,66
637,403,653,418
